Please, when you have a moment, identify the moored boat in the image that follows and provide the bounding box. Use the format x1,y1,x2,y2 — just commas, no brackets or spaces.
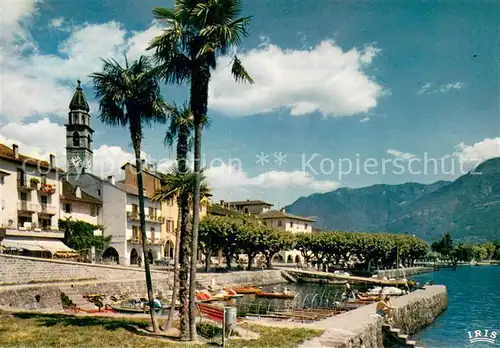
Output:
255,292,296,299
232,287,262,294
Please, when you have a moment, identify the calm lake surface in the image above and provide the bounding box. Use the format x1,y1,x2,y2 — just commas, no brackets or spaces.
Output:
413,266,500,348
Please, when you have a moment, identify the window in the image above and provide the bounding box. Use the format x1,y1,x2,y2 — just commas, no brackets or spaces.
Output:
90,205,97,217
40,196,48,205
87,135,91,148
132,225,140,241
290,222,294,228
73,131,80,146
277,220,283,227
305,224,308,229
151,227,155,241
149,207,154,218
97,189,101,197
132,204,138,214
20,192,28,201
244,208,249,213
41,174,47,185
64,203,71,213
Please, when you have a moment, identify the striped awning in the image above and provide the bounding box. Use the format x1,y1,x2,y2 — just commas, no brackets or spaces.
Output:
0,237,74,254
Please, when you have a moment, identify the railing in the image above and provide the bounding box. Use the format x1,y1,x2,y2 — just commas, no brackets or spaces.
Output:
128,237,164,245
17,178,36,191
38,184,56,195
17,200,39,212
40,204,57,215
127,211,139,220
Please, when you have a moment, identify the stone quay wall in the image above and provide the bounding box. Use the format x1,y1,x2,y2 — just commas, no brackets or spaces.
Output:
0,254,167,285
377,266,434,279
298,285,448,348
0,258,283,311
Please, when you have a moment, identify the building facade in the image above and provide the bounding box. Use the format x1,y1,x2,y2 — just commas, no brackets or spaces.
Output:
0,144,73,257
222,199,273,215
259,209,315,264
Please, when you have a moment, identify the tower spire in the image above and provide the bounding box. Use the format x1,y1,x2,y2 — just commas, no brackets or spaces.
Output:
69,79,90,112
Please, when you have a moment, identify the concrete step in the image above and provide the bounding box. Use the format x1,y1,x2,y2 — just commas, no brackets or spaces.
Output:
406,340,417,346
398,334,409,340
390,328,401,334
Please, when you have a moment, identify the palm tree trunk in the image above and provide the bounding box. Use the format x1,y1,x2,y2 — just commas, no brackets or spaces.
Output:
189,64,210,340
135,146,159,333
177,126,191,341
163,203,182,331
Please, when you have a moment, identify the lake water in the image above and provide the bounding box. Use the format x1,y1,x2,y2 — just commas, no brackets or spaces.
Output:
413,266,500,348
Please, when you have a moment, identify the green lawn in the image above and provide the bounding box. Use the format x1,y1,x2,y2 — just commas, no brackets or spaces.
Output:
0,312,322,347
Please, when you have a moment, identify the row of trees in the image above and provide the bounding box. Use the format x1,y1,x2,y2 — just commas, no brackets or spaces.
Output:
431,232,500,263
91,0,253,339
198,215,430,272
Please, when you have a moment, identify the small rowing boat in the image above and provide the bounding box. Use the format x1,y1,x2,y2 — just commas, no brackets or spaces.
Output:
255,292,296,299
232,287,261,294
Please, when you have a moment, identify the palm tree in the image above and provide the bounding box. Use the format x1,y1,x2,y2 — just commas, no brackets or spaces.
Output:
90,56,167,333
152,168,211,334
149,0,253,339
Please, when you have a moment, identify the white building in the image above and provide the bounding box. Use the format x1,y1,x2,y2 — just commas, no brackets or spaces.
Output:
60,179,102,226
0,143,73,257
259,209,315,264
102,166,164,266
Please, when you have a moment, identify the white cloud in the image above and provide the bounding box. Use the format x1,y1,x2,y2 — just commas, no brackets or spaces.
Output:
417,81,463,95
439,82,463,92
359,117,370,123
209,40,385,118
386,148,417,160
48,17,64,29
416,82,432,95
0,118,152,179
453,138,500,164
205,163,340,191
1,0,161,122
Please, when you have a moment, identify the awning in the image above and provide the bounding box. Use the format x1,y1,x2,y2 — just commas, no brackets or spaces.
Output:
0,237,74,254
0,238,47,252
36,240,74,254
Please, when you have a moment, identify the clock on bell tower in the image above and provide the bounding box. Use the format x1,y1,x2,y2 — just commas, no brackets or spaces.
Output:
66,80,94,174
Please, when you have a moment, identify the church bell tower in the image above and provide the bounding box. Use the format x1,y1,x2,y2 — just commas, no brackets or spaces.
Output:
66,80,94,174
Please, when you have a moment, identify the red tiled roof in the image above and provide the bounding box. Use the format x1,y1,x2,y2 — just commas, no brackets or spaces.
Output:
0,144,64,172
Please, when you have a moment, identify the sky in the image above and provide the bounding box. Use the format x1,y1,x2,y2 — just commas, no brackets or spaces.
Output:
1,0,499,207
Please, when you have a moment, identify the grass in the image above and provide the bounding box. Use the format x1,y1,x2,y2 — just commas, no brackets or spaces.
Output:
0,312,322,348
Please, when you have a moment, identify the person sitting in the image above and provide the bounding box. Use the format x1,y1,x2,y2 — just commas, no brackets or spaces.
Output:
345,281,355,299
376,294,396,323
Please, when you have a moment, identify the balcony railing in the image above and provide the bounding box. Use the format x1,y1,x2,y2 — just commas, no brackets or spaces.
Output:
17,179,36,191
128,237,164,245
38,184,56,195
17,200,39,212
40,204,57,215
127,211,139,220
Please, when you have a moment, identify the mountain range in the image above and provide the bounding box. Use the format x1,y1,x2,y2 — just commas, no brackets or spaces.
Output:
285,157,500,242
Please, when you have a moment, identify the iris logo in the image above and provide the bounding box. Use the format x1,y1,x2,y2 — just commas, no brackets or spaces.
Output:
467,329,497,344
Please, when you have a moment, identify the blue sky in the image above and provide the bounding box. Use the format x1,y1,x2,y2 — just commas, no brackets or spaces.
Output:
1,0,499,207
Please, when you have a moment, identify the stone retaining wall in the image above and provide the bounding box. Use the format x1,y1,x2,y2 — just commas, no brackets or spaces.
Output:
298,285,447,348
377,266,434,278
0,269,283,311
0,254,167,285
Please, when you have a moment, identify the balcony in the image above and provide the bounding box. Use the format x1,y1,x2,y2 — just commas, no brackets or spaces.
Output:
17,200,39,213
40,204,57,215
146,215,165,223
17,179,36,192
127,237,164,245
1,225,64,239
127,211,139,220
38,184,56,195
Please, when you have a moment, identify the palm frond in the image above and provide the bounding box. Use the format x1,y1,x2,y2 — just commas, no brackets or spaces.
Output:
231,55,254,83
